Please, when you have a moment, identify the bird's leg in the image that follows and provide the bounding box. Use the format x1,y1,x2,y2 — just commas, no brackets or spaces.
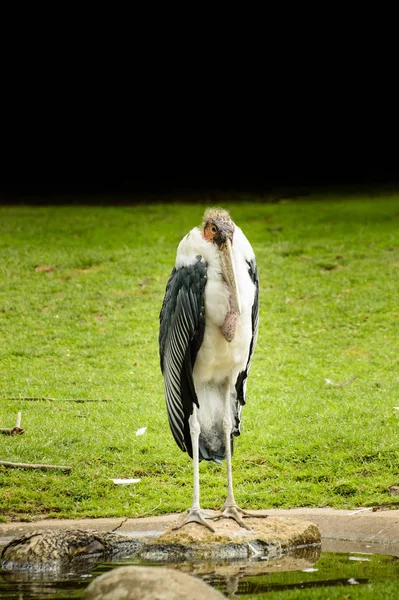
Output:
221,383,251,529
172,406,215,532
212,382,254,529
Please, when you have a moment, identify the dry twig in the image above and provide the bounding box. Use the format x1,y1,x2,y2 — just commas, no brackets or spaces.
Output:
0,461,72,471
0,396,110,403
111,518,129,532
0,411,24,435
135,499,162,517
325,375,358,388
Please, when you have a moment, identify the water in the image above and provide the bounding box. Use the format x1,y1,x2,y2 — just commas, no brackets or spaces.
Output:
1,548,399,598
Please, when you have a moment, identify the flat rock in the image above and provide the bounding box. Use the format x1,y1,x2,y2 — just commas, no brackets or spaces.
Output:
1,529,143,571
140,516,320,561
83,565,225,600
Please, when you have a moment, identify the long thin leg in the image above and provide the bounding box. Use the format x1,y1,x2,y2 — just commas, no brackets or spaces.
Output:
172,406,215,532
221,382,251,528
190,405,201,512
224,384,236,507
211,382,258,529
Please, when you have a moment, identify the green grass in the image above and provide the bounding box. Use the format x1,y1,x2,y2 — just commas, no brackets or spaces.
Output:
0,197,399,520
236,550,399,599
248,582,399,599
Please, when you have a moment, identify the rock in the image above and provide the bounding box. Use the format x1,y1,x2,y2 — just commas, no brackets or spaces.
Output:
83,565,225,600
1,529,143,571
140,516,320,561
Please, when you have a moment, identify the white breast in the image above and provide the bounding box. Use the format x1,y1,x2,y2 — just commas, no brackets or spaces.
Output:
176,226,256,387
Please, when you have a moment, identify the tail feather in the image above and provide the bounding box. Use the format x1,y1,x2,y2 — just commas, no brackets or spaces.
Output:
199,433,233,464
195,381,238,463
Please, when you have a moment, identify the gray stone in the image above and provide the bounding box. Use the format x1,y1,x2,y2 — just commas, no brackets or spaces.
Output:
140,515,320,561
83,565,225,600
1,529,142,571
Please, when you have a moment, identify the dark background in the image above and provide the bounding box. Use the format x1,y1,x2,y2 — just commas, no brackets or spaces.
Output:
2,29,397,204
2,173,397,204
1,123,397,203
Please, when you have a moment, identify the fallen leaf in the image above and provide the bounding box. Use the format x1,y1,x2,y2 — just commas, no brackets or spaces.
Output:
138,277,152,288
320,264,345,272
348,507,372,515
35,265,54,273
111,478,141,485
76,266,100,274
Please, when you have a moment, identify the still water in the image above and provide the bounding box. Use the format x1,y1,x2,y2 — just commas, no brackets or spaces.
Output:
1,548,399,599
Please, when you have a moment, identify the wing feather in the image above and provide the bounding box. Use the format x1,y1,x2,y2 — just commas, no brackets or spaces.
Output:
159,257,207,456
234,258,259,428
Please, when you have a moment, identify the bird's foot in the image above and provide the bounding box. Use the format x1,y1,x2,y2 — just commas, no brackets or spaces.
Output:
172,508,215,532
212,503,266,530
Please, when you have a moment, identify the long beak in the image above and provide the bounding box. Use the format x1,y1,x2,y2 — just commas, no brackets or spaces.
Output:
220,238,241,313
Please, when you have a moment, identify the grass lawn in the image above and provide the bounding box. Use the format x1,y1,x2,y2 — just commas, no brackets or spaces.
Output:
248,581,399,600
236,550,399,599
0,196,399,521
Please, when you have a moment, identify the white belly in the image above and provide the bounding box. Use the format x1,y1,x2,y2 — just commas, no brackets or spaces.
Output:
193,279,253,387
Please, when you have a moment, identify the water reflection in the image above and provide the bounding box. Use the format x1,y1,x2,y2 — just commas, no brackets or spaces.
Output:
1,550,399,599
129,546,321,597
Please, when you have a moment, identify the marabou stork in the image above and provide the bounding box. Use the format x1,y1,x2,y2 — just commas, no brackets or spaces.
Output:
159,208,259,531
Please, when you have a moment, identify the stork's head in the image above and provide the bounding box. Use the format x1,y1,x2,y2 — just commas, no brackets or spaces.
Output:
202,208,241,314
202,208,235,248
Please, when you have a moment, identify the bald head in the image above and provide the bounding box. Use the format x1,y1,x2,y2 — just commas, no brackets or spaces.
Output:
202,208,235,247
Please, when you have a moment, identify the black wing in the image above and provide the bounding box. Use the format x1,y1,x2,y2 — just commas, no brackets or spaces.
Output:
159,256,207,458
235,257,259,408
